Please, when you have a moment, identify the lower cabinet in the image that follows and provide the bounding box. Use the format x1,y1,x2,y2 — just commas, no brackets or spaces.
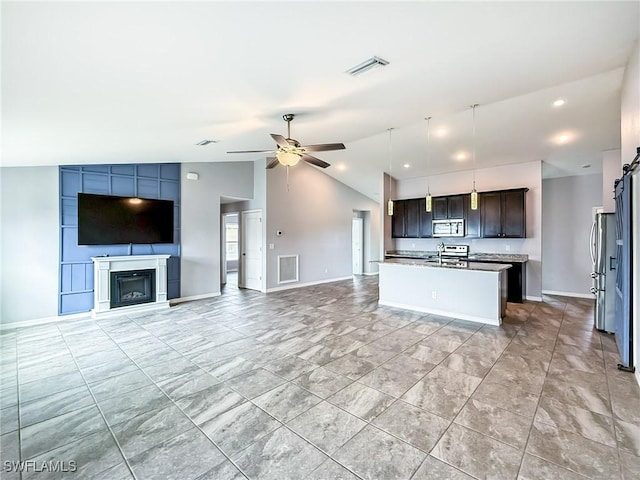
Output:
473,261,525,303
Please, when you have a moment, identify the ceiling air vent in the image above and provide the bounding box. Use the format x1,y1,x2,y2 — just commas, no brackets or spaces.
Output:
346,56,389,76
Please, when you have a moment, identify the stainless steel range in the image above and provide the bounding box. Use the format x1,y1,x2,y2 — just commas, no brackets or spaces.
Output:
436,244,469,267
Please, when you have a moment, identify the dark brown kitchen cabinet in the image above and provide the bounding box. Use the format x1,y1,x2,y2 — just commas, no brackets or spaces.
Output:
480,188,527,238
419,198,432,237
432,195,464,220
391,198,422,238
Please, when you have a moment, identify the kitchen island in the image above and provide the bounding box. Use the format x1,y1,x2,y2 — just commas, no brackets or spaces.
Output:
378,258,511,325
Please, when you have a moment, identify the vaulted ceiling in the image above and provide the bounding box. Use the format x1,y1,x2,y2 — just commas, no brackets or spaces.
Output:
2,1,638,200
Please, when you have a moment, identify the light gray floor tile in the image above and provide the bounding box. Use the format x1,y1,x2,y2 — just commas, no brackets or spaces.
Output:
253,382,322,423
0,430,20,480
129,428,225,480
91,463,135,480
373,400,450,453
262,355,319,380
288,401,366,455
224,368,286,399
620,450,640,480
306,459,359,480
404,343,450,365
176,382,246,425
323,354,377,380
142,356,200,383
333,425,426,480
200,401,281,458
89,369,152,403
536,395,616,447
20,405,107,459
157,369,220,400
517,453,589,480
0,405,18,433
23,429,123,480
424,365,482,396
541,378,611,416
432,423,522,480
99,384,171,427
293,366,352,399
19,384,95,427
526,420,620,480
327,382,394,422
402,378,469,420
19,370,85,404
473,380,540,418
411,455,475,479
359,354,434,398
614,418,640,456
111,404,194,457
235,426,327,480
195,459,246,480
454,398,532,449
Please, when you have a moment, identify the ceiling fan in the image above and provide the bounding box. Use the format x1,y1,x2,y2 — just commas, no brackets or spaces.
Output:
227,114,345,169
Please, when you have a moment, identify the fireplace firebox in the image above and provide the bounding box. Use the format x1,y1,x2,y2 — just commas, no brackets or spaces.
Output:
110,269,156,309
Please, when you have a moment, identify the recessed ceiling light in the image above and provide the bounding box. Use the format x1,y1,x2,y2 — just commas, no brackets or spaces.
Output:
435,128,448,137
336,163,347,171
553,99,566,107
454,152,467,161
581,163,591,169
403,163,411,169
556,133,571,144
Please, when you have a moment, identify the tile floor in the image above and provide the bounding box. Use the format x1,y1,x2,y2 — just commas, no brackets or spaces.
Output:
1,277,639,479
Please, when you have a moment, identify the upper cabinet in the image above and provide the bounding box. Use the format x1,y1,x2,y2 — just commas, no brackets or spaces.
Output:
392,198,431,238
391,188,527,239
432,195,464,220
480,188,528,238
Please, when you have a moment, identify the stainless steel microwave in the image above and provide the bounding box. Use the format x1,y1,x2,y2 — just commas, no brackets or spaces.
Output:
432,219,465,237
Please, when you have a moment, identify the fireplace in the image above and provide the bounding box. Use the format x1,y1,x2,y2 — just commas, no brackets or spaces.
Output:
110,269,156,308
91,254,170,318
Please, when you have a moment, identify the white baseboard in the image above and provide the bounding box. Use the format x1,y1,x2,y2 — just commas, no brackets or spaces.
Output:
363,271,380,276
170,292,221,304
378,300,501,326
525,296,543,302
542,290,595,299
266,276,353,293
0,311,91,331
635,370,640,389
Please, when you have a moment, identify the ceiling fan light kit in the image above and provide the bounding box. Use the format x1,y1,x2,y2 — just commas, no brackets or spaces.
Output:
227,113,345,170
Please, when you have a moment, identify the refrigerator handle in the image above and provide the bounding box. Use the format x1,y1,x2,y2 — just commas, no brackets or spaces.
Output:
589,220,596,265
610,256,616,271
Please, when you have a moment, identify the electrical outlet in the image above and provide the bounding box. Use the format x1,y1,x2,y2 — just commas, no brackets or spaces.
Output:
505,245,511,251
431,291,437,299
269,243,274,250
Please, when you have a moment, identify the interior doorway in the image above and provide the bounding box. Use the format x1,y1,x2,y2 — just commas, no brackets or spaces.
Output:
352,217,364,275
240,210,263,291
222,213,239,287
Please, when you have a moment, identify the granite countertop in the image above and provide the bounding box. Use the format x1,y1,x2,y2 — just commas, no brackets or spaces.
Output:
377,257,512,272
385,250,528,263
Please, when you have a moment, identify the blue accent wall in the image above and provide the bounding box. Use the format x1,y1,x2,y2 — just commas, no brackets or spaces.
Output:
59,164,181,315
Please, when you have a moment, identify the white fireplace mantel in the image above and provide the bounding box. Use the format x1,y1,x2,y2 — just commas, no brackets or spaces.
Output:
91,254,170,318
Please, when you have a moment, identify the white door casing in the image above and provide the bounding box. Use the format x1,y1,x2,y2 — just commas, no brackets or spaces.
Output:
241,210,263,291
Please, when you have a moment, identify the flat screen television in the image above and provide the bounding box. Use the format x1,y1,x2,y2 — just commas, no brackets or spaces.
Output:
78,193,174,245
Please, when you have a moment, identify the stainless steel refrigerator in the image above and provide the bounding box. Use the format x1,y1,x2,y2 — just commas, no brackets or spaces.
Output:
590,212,616,333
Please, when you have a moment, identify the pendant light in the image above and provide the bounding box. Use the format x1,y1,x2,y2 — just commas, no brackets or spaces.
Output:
425,117,432,212
470,104,479,211
387,128,394,216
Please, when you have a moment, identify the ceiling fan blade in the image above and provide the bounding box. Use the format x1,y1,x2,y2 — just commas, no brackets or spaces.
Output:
227,149,275,154
266,157,279,169
270,134,290,148
302,143,346,152
302,154,330,168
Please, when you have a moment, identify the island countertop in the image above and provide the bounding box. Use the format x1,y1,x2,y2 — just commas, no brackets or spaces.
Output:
385,250,528,263
377,257,511,272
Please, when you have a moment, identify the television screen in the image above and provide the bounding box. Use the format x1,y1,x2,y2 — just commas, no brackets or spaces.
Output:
78,193,174,245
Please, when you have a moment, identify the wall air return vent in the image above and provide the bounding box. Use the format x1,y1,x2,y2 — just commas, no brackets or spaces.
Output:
278,255,299,284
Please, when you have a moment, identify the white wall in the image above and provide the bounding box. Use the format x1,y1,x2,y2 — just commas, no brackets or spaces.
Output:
620,39,639,383
393,161,543,300
180,162,253,299
265,162,380,290
602,149,621,213
542,174,603,297
1,167,60,324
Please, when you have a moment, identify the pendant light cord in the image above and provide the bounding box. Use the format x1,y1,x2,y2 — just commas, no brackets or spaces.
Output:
426,117,431,194
472,104,477,190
